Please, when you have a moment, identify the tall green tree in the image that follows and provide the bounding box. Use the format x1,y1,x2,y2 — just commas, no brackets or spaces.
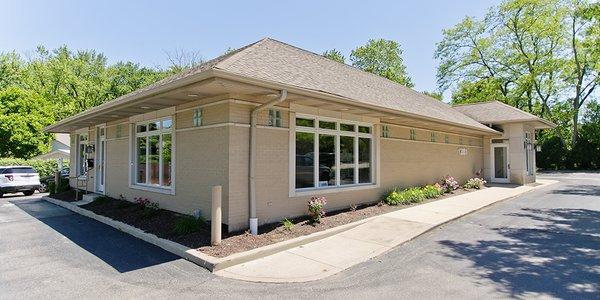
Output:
323,49,346,63
0,87,54,158
350,39,414,87
436,0,600,149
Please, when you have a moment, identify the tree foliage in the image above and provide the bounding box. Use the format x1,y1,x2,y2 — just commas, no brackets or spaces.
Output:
0,46,173,158
322,49,346,63
0,87,54,158
436,0,600,154
350,39,414,87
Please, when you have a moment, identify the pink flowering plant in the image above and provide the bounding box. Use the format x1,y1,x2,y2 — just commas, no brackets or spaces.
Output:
134,197,150,208
307,196,327,223
440,175,459,193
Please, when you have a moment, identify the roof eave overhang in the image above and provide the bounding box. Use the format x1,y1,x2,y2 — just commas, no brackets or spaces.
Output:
480,118,557,129
44,70,219,133
45,67,501,136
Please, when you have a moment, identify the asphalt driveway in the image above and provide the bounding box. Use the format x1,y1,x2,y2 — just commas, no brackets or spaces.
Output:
1,173,598,299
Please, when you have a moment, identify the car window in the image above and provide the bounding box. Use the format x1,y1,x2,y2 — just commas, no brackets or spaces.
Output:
4,167,37,174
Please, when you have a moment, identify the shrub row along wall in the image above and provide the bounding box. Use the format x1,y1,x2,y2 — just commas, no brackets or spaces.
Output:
0,158,68,177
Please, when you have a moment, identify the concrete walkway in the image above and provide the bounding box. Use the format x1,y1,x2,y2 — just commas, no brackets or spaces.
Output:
216,180,557,283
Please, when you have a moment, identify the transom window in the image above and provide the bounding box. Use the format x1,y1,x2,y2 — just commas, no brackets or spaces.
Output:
134,117,173,188
410,129,416,140
294,115,373,190
193,108,203,127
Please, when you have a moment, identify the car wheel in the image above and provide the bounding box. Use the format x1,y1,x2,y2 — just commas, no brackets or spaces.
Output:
39,182,48,193
23,190,34,196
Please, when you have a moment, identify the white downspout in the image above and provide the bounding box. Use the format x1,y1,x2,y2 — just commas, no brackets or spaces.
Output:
249,90,288,235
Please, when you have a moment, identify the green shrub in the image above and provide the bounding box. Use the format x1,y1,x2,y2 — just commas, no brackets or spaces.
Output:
422,184,443,199
385,187,426,205
47,177,70,195
172,216,203,236
281,218,294,231
0,158,69,178
404,187,426,203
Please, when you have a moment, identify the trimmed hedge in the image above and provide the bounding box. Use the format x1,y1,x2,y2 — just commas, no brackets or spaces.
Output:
0,158,68,177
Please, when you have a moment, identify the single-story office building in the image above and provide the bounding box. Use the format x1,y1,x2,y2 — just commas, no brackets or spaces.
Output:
45,38,555,233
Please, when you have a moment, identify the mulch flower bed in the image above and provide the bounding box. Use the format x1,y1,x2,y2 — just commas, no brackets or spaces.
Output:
49,189,82,202
49,187,478,258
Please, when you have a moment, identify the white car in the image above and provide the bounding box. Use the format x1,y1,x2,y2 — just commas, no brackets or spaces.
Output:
0,166,41,197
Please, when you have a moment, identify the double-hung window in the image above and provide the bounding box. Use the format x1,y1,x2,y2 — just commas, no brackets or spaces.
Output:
294,115,373,190
134,117,173,189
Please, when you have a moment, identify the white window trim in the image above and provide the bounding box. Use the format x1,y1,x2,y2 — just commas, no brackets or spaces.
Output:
76,131,89,178
525,132,534,176
129,116,176,195
289,113,376,197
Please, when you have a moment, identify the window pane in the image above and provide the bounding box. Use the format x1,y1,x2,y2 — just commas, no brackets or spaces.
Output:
136,124,147,133
193,109,202,127
340,136,354,185
358,126,371,133
148,121,159,131
296,118,314,127
319,121,336,130
162,119,172,130
340,123,355,132
136,137,147,183
319,135,336,187
162,134,172,186
359,138,371,183
148,135,160,185
295,132,315,188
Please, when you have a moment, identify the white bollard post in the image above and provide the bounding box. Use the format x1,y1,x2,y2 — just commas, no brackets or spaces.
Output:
211,185,222,246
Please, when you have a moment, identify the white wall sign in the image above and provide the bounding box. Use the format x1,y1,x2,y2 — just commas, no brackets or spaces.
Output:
458,148,468,156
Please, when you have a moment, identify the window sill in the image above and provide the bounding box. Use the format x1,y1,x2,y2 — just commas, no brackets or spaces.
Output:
129,183,175,195
291,183,377,197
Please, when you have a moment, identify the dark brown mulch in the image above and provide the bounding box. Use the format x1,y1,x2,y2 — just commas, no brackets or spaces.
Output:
53,187,480,258
80,197,215,248
49,189,82,202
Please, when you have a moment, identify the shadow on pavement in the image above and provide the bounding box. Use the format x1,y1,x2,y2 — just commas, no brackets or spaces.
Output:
439,207,600,298
550,185,600,197
12,198,179,273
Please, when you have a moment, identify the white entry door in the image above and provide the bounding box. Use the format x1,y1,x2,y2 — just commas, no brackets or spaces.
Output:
491,143,510,183
96,126,106,193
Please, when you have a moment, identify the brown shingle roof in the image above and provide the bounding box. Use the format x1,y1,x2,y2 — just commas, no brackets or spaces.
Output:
213,38,493,132
47,38,498,133
453,101,555,128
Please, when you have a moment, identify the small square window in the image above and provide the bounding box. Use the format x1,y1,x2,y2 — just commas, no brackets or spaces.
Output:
193,108,203,127
381,125,390,138
445,135,450,143
148,121,159,131
268,109,282,127
116,125,123,138
410,129,416,140
136,124,147,133
430,132,436,142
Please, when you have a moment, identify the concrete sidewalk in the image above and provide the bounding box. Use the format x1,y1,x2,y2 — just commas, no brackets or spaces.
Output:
215,180,557,283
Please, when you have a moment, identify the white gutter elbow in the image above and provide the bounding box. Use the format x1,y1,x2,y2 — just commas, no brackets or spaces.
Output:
249,90,288,235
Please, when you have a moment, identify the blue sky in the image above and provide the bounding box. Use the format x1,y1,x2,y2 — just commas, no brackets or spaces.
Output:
1,0,499,98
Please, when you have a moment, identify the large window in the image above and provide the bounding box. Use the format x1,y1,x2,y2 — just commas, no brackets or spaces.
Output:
134,117,173,188
294,115,373,190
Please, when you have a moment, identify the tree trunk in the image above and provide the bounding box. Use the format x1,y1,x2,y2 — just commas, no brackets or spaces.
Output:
572,109,579,148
